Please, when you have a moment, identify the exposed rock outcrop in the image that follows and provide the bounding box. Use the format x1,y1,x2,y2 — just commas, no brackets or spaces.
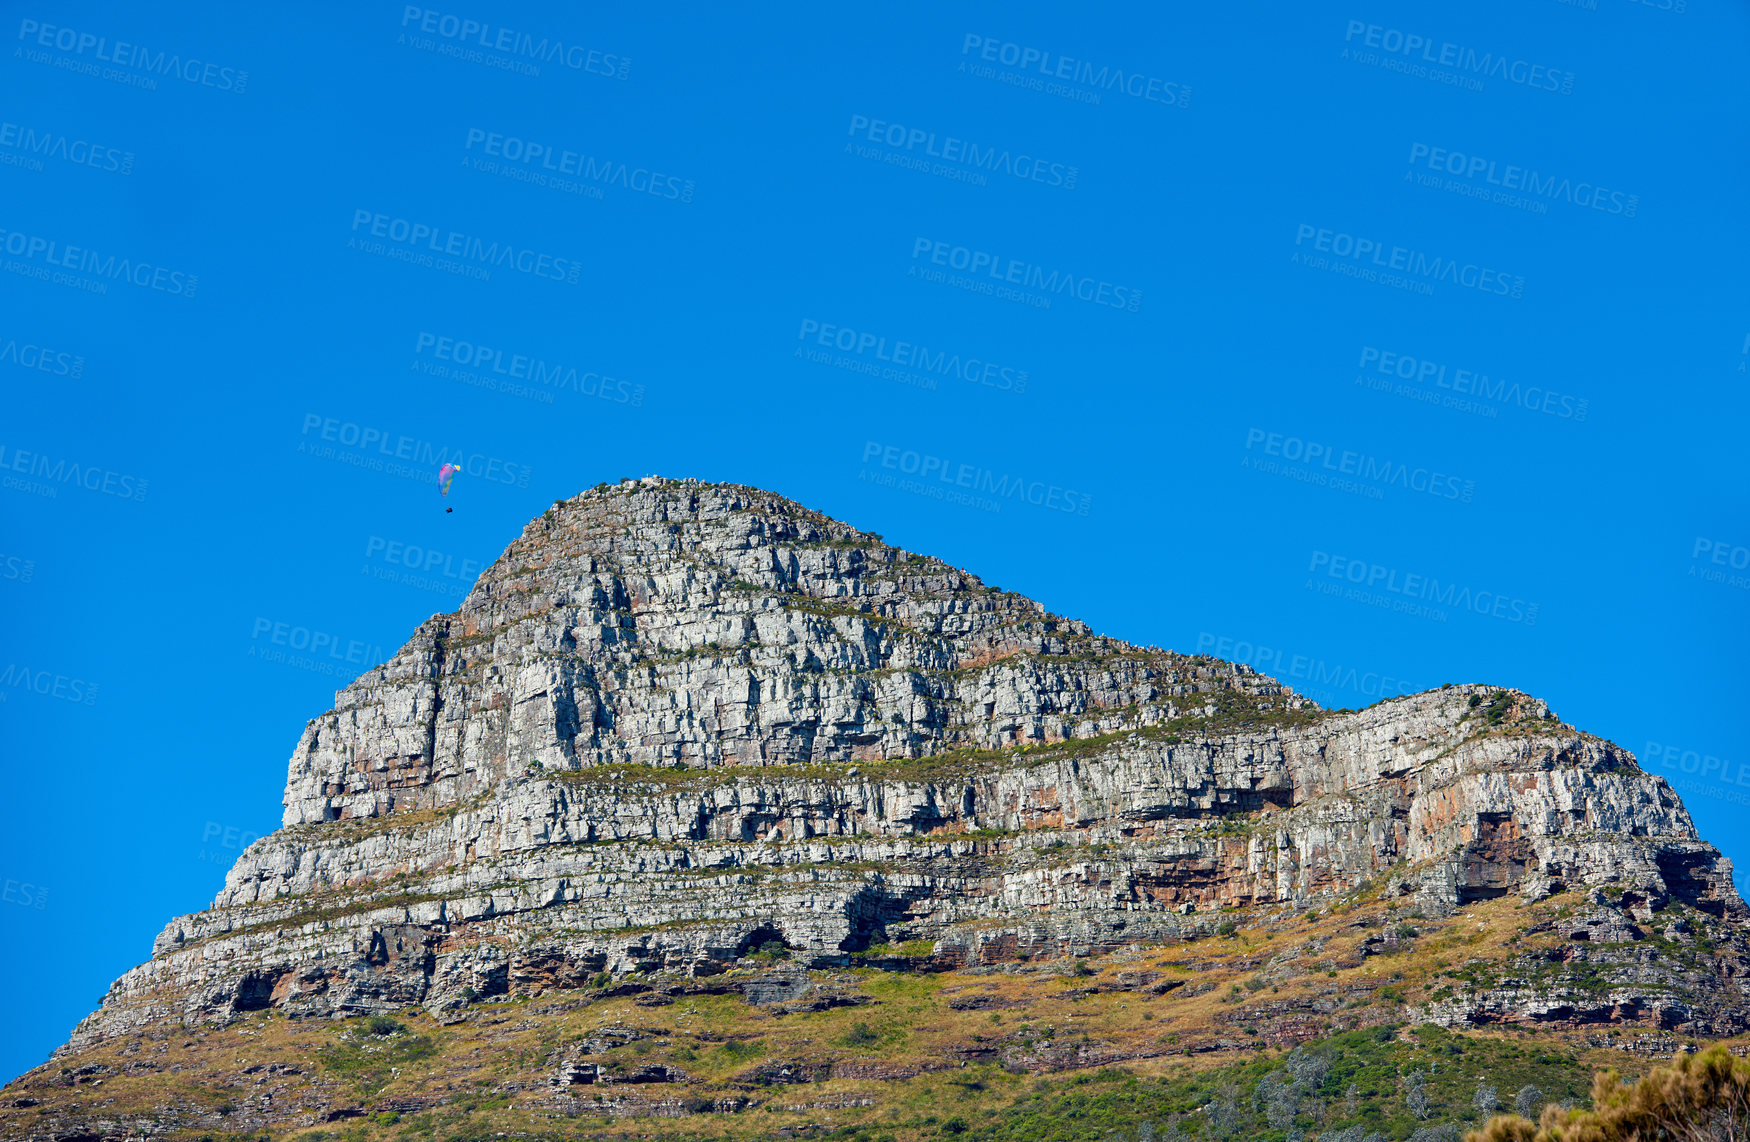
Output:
59,478,1750,1053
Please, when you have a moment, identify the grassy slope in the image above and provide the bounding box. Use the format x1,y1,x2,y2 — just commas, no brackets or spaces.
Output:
6,890,1729,1142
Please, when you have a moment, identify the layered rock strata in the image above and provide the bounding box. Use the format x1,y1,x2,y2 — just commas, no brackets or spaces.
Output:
62,478,1750,1052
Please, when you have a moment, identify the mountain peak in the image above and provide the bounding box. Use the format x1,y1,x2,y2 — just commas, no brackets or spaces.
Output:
20,484,1750,1139
281,476,1299,830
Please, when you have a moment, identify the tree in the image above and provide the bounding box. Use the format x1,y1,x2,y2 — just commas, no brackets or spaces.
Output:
1153,1116,1187,1142
1411,1128,1459,1142
1410,1128,1459,1142
1468,1044,1750,1142
1258,1071,1299,1129
1406,1069,1431,1120
1204,1089,1241,1140
1473,1078,1500,1114
1513,1085,1541,1119
1287,1047,1333,1093
1322,1129,1381,1142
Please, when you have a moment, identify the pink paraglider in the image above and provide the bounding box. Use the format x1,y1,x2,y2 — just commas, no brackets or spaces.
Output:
439,463,459,511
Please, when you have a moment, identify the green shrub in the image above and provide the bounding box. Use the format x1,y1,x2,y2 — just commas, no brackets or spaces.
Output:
842,1022,881,1047
715,1039,763,1061
1472,1044,1749,1142
747,938,791,963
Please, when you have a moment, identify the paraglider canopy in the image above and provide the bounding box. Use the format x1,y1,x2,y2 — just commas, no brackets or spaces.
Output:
439,463,459,496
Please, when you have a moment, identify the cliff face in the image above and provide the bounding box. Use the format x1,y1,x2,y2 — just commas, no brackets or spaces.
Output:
62,478,1750,1052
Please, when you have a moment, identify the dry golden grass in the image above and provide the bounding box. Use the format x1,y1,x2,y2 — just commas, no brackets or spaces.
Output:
6,893,1736,1141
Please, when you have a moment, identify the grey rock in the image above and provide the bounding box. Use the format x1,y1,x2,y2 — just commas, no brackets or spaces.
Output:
54,479,1750,1053
740,974,812,1007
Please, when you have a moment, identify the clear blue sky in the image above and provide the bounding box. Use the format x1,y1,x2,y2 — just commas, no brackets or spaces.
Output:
3,1,1747,1078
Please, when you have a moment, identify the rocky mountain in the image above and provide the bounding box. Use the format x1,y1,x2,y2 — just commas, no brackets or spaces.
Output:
8,477,1749,1141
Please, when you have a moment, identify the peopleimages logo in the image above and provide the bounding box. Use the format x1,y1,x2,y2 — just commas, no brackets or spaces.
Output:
846,115,1078,190
1644,741,1745,784
1341,20,1574,95
1293,223,1524,299
348,210,581,284
0,331,83,378
1646,741,1750,813
197,821,265,868
1692,537,1750,570
1407,143,1636,218
860,441,1092,516
462,129,693,202
1,664,98,705
248,617,385,680
0,225,197,297
366,536,482,581
1691,537,1750,591
0,876,48,910
910,237,1141,313
797,319,1028,392
1194,633,1420,703
0,444,148,501
0,121,133,175
1243,428,1475,503
298,414,532,488
413,333,643,406
364,535,482,599
959,34,1190,109
1357,347,1589,422
15,18,249,93
398,7,628,79
1309,550,1539,625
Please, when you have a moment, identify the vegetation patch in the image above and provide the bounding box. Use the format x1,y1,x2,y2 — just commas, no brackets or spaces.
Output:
316,1018,442,1100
